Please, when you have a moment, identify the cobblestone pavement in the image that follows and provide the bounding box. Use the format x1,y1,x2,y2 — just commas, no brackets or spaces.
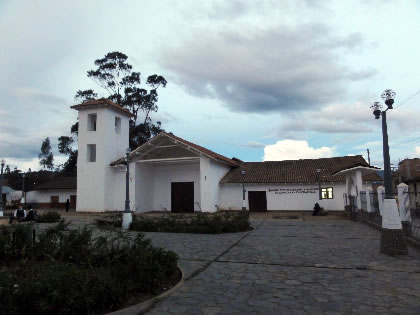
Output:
36,213,420,313
144,219,420,314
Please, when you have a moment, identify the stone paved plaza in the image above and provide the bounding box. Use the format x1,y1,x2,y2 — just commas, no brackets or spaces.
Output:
55,213,420,314
144,218,420,314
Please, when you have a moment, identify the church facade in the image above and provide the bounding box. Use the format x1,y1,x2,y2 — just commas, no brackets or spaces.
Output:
72,99,380,213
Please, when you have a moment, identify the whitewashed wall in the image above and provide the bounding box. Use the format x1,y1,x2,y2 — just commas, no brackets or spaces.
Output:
5,190,23,205
26,190,76,204
76,106,129,212
133,161,201,212
200,157,232,212
133,162,154,212
219,183,348,211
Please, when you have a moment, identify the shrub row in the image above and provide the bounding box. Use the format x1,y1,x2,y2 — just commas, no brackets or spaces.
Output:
0,220,179,314
129,211,251,233
36,211,61,223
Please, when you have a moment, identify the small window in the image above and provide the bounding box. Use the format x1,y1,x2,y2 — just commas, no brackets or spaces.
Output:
321,187,333,199
88,113,97,131
87,144,96,162
115,116,121,134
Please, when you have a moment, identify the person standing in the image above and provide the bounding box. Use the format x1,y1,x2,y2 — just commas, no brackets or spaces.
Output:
65,199,70,213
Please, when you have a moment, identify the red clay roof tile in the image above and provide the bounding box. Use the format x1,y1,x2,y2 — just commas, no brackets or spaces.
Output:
71,98,134,117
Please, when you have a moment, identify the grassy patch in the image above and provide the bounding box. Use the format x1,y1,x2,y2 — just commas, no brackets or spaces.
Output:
0,220,179,314
129,211,251,233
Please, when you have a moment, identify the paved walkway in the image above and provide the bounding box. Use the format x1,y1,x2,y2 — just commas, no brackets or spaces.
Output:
142,219,420,314
46,213,420,313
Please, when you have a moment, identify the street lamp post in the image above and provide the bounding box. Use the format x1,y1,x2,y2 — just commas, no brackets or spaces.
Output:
22,173,26,206
122,148,132,229
0,159,5,216
316,169,322,201
240,170,246,210
371,89,408,255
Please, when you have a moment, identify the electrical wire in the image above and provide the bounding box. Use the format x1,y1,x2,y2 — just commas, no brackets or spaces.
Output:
328,88,420,146
390,136,420,149
394,90,420,109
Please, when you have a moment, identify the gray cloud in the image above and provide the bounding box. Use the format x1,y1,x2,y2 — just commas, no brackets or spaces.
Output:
246,141,266,148
162,23,375,113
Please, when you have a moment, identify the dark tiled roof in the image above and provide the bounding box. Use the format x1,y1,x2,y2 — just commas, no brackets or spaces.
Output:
71,98,134,117
32,177,77,191
220,155,381,184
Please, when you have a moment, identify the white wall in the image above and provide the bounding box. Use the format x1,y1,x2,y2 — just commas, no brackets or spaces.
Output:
220,183,348,211
134,162,154,212
200,157,232,212
76,106,129,212
5,190,23,205
132,161,201,212
26,190,76,204
151,162,201,211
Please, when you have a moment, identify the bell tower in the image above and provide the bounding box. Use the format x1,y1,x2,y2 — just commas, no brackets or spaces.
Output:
71,99,132,212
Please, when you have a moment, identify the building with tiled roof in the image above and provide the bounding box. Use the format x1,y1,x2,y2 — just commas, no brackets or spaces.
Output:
72,98,381,213
25,177,77,210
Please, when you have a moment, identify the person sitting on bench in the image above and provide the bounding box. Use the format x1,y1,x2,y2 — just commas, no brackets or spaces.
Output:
313,203,321,216
24,205,36,221
10,205,26,223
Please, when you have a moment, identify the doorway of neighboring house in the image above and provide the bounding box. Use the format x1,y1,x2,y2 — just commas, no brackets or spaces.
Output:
70,195,77,209
248,191,267,212
50,195,59,209
171,182,194,213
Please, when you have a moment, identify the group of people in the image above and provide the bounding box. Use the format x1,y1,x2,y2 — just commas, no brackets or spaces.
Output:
9,205,37,223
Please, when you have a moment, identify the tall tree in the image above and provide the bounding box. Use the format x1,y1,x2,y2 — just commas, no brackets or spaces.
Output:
58,136,77,175
75,51,167,148
58,51,167,173
38,137,54,170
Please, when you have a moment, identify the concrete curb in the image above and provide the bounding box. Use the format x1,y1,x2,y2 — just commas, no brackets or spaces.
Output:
107,266,185,315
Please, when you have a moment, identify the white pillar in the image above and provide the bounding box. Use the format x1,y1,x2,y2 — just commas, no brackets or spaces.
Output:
355,171,363,211
398,183,411,222
377,185,402,229
377,186,385,215
366,188,372,213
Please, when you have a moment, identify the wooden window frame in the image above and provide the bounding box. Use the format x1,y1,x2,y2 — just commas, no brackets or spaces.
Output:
321,187,334,199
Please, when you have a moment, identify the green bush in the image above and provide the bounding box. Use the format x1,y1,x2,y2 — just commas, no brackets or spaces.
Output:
36,211,61,223
95,213,122,228
129,211,251,233
0,219,179,314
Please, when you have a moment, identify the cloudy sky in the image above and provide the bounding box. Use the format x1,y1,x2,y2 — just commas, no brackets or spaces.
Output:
1,0,419,171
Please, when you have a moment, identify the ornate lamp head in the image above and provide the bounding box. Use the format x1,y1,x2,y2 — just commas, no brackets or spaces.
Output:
370,102,383,119
381,89,396,109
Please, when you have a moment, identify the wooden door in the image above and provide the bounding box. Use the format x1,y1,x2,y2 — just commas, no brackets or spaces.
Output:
248,191,267,212
70,195,77,209
171,182,194,213
50,195,59,208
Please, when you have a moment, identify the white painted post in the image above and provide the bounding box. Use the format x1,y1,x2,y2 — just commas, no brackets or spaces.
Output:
355,171,363,211
366,188,372,213
378,185,402,230
398,183,412,236
377,186,385,215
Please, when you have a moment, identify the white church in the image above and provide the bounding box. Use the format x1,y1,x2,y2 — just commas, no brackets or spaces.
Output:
72,99,381,213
